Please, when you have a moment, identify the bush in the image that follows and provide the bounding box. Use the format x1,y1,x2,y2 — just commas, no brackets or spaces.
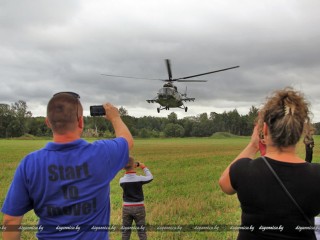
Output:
16,134,36,140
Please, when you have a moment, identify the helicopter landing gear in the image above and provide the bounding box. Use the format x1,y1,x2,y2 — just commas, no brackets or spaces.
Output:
185,107,188,112
157,106,170,112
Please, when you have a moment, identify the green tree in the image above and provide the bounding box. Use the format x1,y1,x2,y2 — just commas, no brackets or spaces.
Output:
84,116,111,137
210,111,226,133
167,112,178,123
0,104,12,137
139,128,149,138
242,105,259,135
226,109,241,135
26,117,50,136
190,113,212,137
164,123,185,137
119,106,128,116
179,117,195,137
314,122,320,135
122,115,138,136
0,100,32,137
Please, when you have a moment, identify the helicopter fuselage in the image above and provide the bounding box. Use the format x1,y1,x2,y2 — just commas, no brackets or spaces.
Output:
156,86,183,107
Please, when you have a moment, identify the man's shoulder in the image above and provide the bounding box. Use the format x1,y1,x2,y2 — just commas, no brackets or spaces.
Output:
93,137,128,147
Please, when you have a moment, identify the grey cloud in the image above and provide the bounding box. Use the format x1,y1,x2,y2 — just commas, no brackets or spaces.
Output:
1,0,320,121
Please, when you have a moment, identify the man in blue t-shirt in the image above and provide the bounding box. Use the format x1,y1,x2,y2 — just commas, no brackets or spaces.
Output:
1,92,134,240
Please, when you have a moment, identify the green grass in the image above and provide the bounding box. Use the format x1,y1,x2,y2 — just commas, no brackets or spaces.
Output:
0,136,318,239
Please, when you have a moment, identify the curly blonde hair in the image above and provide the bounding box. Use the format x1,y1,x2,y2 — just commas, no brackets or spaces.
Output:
257,87,312,148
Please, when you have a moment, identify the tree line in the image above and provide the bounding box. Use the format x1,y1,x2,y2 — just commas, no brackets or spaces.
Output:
1,100,319,138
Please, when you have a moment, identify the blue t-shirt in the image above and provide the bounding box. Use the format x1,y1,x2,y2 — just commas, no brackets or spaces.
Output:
2,138,129,240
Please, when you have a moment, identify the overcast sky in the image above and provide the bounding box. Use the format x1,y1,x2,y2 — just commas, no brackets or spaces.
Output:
1,0,320,121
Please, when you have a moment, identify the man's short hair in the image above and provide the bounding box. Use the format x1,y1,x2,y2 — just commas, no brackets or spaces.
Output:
47,92,83,134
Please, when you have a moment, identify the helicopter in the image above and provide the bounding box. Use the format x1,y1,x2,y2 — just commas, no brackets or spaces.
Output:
102,59,239,113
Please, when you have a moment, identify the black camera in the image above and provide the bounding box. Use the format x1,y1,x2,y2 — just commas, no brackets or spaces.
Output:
90,105,105,116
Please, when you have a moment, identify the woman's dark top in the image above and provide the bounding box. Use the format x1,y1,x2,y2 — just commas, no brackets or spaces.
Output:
230,157,320,240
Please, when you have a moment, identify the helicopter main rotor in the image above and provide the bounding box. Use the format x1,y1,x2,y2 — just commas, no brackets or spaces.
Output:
101,59,239,83
163,59,239,83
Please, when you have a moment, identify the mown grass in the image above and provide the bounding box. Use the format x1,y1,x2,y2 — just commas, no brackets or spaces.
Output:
0,136,318,240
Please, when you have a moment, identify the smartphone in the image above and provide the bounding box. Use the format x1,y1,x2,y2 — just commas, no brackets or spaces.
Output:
90,105,105,116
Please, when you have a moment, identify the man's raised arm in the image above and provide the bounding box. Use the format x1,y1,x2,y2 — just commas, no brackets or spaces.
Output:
103,103,133,150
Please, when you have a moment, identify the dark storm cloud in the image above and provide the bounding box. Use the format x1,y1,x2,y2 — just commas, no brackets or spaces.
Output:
1,0,320,120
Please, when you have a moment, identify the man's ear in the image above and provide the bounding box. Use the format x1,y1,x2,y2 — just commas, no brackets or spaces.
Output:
45,117,52,129
78,116,84,129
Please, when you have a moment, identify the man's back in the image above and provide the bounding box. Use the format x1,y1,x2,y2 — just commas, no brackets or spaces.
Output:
2,138,128,239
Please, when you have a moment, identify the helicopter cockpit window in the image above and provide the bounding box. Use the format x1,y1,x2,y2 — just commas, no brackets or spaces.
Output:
159,87,174,95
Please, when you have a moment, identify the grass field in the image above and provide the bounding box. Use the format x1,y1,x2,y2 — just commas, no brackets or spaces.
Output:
0,136,318,240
